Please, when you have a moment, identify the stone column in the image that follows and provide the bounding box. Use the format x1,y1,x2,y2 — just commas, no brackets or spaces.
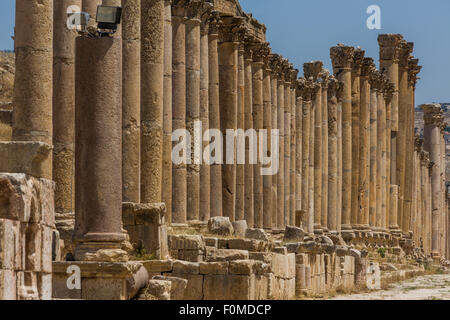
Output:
397,41,413,233
270,57,280,228
277,60,286,230
74,37,126,260
13,0,53,147
244,43,254,227
376,74,387,231
304,61,323,234
301,80,314,232
199,10,212,222
384,81,395,231
83,0,101,23
263,60,273,230
320,71,329,232
327,78,339,232
185,6,202,222
53,0,81,214
295,79,304,227
251,42,267,228
283,66,292,228
330,45,355,237
359,58,374,229
378,34,402,187
122,0,141,204
290,71,298,226
337,83,344,231
369,70,380,229
351,49,365,230
235,43,245,222
141,0,164,203
219,17,244,222
162,0,173,222
422,104,444,259
171,4,187,224
208,12,222,218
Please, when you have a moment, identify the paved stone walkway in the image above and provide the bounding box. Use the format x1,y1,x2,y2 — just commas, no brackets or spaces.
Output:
331,273,450,300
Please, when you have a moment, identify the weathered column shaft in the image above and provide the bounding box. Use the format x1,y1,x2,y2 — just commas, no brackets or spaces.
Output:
359,58,372,228
351,50,364,229
263,67,273,229
295,88,303,227
301,82,312,232
200,15,211,222
376,80,386,230
122,0,141,204
321,74,329,232
208,13,222,218
313,83,322,233
327,79,338,231
290,84,297,226
141,0,164,203
277,72,285,230
380,86,388,230
53,0,81,213
235,44,245,222
162,0,173,221
330,46,354,235
422,104,444,258
14,0,53,147
369,72,379,229
171,10,187,224
186,16,201,222
271,67,279,228
253,58,264,228
244,47,254,226
82,0,101,22
74,37,126,259
284,75,292,228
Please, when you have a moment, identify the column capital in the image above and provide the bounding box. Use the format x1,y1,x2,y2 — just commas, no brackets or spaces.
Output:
207,11,222,35
250,41,271,63
415,135,423,152
281,60,293,84
327,76,339,98
369,70,383,91
421,104,444,126
440,122,448,134
408,58,422,88
330,44,354,71
377,34,403,62
398,40,414,69
351,48,365,75
218,16,247,43
290,68,299,86
303,61,323,82
420,150,430,167
361,57,376,78
269,54,284,79
319,69,331,89
296,78,305,97
301,79,316,102
383,80,395,102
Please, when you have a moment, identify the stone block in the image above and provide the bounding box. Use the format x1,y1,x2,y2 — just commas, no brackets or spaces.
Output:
229,260,254,275
176,249,204,262
166,273,203,300
249,252,273,264
271,253,295,279
227,238,266,252
0,219,15,270
16,271,39,300
144,279,171,300
82,278,126,300
245,228,269,241
172,260,200,275
23,223,42,272
152,275,188,300
169,234,204,251
254,274,269,300
0,269,16,300
52,272,82,300
217,238,228,249
0,142,52,180
232,220,247,237
205,247,249,262
283,226,306,242
41,226,53,273
273,246,288,255
207,216,234,236
38,273,52,300
203,274,255,300
199,262,229,275
204,237,218,248
141,260,173,274
252,261,270,275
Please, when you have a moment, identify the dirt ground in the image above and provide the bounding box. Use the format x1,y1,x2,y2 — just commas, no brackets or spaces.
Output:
330,273,450,300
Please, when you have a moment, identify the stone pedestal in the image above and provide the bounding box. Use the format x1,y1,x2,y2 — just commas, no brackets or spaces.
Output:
74,37,126,261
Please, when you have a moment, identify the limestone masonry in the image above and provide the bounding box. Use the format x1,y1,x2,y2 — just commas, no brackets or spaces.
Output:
0,0,449,300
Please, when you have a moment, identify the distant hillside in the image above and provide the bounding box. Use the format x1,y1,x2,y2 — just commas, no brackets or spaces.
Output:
0,51,14,108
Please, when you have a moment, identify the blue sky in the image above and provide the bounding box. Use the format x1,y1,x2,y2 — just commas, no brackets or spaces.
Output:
0,0,449,105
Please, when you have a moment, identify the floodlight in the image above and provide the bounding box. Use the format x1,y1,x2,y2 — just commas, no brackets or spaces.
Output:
96,5,122,34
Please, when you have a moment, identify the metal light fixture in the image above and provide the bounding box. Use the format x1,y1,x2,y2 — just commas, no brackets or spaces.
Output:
96,5,122,36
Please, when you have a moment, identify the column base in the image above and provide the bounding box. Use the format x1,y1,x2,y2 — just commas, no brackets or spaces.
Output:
74,242,129,262
313,224,323,235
